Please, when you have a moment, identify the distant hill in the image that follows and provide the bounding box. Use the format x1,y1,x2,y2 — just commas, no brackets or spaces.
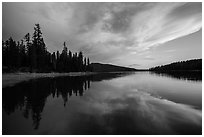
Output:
90,63,137,72
149,59,202,71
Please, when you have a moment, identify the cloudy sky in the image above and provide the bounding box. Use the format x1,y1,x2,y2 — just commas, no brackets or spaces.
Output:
2,2,202,69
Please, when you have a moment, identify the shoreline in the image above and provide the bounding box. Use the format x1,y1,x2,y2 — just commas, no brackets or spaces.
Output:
2,71,138,88
2,70,201,88
2,72,95,88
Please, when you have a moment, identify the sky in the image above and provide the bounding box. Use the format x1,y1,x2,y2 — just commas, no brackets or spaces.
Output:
2,2,202,69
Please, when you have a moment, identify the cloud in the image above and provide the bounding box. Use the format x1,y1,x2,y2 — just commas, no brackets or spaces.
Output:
68,3,201,63
127,3,201,50
167,2,202,21
2,2,202,68
74,85,201,134
128,64,141,67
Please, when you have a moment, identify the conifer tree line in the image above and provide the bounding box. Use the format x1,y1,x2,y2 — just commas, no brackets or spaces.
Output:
2,24,92,73
149,59,202,71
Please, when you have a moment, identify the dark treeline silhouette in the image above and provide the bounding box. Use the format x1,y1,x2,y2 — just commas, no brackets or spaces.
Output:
149,59,202,81
149,59,202,71
2,24,92,73
2,72,128,130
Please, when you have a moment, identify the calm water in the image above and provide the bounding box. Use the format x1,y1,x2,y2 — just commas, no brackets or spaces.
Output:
2,72,202,135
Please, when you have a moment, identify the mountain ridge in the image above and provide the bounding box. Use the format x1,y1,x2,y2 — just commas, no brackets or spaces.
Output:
90,63,138,72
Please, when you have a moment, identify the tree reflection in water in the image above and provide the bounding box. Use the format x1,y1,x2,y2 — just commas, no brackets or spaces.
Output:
2,72,128,130
3,71,201,131
150,71,202,81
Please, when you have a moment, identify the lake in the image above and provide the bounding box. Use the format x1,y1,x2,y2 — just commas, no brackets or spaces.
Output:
2,71,202,135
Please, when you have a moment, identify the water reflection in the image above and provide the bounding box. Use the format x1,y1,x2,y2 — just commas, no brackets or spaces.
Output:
3,72,130,130
3,77,89,129
151,71,202,81
2,72,202,134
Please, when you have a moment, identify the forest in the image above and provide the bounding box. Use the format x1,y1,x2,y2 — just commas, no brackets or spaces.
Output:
149,59,202,71
2,24,92,73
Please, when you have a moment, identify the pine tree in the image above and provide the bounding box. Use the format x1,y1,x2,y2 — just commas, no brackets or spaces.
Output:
51,52,56,71
56,50,60,72
19,39,27,67
2,24,92,73
87,58,91,71
24,33,31,68
2,41,7,66
32,24,47,72
84,57,87,71
8,37,18,68
78,51,83,71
